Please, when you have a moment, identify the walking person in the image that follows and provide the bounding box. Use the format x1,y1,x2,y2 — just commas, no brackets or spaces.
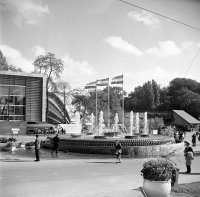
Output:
184,141,194,173
115,140,122,163
192,133,196,146
51,134,60,157
34,134,41,162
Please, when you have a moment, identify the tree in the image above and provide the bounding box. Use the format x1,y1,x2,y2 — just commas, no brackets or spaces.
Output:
0,50,23,72
33,53,64,91
71,89,92,121
168,78,200,118
33,53,64,117
125,80,162,111
71,86,124,125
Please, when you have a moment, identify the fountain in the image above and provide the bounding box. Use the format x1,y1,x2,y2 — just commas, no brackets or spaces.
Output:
129,111,134,136
90,113,95,133
98,111,104,136
135,112,140,134
125,111,138,139
42,111,183,157
112,113,119,133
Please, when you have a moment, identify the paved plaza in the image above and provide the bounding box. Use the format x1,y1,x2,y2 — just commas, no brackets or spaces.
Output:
0,132,200,197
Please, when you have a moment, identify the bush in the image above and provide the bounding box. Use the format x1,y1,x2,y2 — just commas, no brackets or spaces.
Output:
8,137,17,142
0,137,8,143
141,158,176,181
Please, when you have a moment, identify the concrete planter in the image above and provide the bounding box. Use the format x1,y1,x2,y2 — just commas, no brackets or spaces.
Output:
143,179,171,197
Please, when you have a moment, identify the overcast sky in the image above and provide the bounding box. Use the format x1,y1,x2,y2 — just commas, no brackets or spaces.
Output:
1,0,200,93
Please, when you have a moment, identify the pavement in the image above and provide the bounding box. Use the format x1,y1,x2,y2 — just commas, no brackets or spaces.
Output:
0,132,200,197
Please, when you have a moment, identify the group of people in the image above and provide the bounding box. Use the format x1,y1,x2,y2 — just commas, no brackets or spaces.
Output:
34,134,123,163
34,134,60,162
191,131,200,146
174,131,185,143
34,131,197,172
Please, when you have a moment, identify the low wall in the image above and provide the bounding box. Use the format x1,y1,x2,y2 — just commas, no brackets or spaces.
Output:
42,137,184,157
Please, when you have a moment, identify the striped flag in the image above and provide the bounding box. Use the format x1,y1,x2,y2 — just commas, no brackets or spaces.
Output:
97,78,109,86
111,75,123,85
85,81,96,89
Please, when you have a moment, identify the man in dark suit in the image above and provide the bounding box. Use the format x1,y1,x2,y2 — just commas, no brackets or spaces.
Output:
34,134,41,161
51,134,60,157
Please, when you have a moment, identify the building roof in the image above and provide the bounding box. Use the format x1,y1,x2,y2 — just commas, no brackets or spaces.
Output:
0,70,45,78
173,110,200,124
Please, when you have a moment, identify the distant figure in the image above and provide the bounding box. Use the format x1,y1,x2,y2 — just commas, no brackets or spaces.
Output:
192,133,196,146
61,127,65,134
179,132,184,142
51,134,60,157
115,140,122,163
184,141,194,173
34,134,41,162
174,131,179,143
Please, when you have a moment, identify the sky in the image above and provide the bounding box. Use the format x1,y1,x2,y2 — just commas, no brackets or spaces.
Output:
0,0,200,93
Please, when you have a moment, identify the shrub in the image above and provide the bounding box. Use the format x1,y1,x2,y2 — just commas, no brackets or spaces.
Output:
8,137,17,142
141,158,176,181
0,137,8,143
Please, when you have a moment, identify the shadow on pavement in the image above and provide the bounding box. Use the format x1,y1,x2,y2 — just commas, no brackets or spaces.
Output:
85,161,116,164
1,159,33,162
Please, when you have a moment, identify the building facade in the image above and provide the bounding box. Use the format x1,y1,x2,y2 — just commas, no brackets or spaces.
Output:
0,71,46,134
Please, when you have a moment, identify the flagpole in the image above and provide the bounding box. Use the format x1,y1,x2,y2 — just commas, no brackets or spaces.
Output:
95,80,98,128
122,74,124,126
108,78,110,128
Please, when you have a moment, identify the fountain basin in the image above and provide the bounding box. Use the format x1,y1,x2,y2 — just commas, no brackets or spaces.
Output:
42,136,184,157
125,135,138,139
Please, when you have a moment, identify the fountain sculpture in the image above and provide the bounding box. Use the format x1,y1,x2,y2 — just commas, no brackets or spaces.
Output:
98,111,104,136
135,112,140,134
129,111,134,136
143,112,148,135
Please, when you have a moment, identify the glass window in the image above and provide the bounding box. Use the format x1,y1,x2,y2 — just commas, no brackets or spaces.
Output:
15,106,25,115
0,96,8,105
0,85,9,95
9,106,14,115
0,85,26,121
15,116,25,121
0,116,8,120
9,116,25,121
8,96,15,105
15,96,25,105
10,86,25,96
0,106,8,115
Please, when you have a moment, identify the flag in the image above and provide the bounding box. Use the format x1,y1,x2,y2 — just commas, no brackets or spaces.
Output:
85,81,96,89
111,75,123,85
97,78,109,86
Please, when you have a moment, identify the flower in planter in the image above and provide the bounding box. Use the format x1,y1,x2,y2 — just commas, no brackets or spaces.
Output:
141,158,176,181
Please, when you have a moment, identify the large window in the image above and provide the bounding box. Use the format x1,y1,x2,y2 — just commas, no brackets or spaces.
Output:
0,85,25,121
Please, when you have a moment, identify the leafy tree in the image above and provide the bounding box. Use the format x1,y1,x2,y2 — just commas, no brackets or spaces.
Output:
168,78,200,118
0,50,23,72
33,53,64,117
33,53,64,91
157,87,170,111
125,80,161,111
71,89,92,121
53,80,71,104
71,86,124,125
169,78,200,95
